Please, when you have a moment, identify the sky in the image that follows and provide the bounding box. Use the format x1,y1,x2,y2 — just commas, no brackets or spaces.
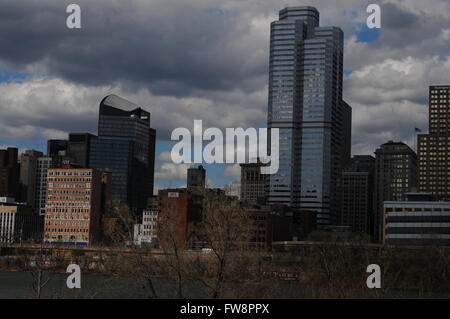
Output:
0,0,449,192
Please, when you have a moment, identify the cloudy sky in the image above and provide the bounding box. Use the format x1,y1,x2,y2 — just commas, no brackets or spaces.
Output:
0,0,449,191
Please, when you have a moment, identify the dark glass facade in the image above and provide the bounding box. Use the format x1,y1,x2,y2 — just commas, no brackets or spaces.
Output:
267,7,351,227
89,95,156,214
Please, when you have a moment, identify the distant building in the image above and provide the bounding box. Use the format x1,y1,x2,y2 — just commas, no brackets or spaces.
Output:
47,139,68,156
374,141,417,242
134,197,158,246
19,150,43,207
158,189,190,249
224,179,241,199
418,85,450,200
383,193,450,246
67,133,95,168
158,188,238,249
340,155,375,235
0,204,42,243
43,168,108,246
89,95,156,214
187,165,206,190
234,208,271,248
0,148,20,200
240,161,267,205
35,156,63,215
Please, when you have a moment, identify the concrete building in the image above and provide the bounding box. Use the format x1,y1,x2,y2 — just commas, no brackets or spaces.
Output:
0,148,20,200
383,193,450,246
0,202,42,244
19,150,43,207
374,141,417,242
340,155,375,235
266,7,351,228
240,161,267,205
418,86,450,200
43,168,107,246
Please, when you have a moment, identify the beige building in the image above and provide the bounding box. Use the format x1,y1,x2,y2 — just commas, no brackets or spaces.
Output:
43,168,105,246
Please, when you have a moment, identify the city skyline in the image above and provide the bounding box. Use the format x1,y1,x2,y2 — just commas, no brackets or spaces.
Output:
0,0,449,191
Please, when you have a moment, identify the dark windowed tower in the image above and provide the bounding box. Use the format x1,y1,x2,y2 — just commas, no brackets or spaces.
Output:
67,133,95,168
340,155,375,236
267,6,351,227
374,141,417,242
187,165,206,191
0,148,20,200
47,140,68,156
89,95,156,214
240,161,268,205
418,86,450,199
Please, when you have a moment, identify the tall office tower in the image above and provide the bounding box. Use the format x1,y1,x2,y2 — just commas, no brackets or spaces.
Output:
89,95,156,214
67,133,95,167
47,139,68,156
240,161,268,205
187,165,206,190
0,148,20,200
340,155,375,235
44,168,106,246
418,85,450,199
34,156,63,215
19,150,43,206
374,141,417,242
267,7,351,227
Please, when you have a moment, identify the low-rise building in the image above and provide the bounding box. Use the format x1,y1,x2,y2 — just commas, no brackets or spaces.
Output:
383,193,450,246
134,197,158,246
0,203,42,243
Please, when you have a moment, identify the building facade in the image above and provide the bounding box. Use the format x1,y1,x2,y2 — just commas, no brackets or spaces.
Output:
0,148,20,200
19,150,43,207
134,197,158,246
187,165,206,190
0,204,42,243
384,197,450,246
266,6,351,227
240,162,267,204
340,155,375,235
374,141,417,242
67,133,95,168
43,168,105,246
35,156,63,215
418,85,450,199
89,95,156,214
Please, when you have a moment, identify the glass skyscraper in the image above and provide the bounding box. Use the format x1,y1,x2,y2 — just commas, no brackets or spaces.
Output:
267,7,351,227
89,95,156,214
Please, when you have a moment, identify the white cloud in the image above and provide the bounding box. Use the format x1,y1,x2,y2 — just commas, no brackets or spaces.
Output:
154,163,193,181
223,163,241,178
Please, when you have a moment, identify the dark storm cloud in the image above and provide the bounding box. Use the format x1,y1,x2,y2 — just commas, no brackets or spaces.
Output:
371,1,449,52
382,2,418,29
0,0,267,97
